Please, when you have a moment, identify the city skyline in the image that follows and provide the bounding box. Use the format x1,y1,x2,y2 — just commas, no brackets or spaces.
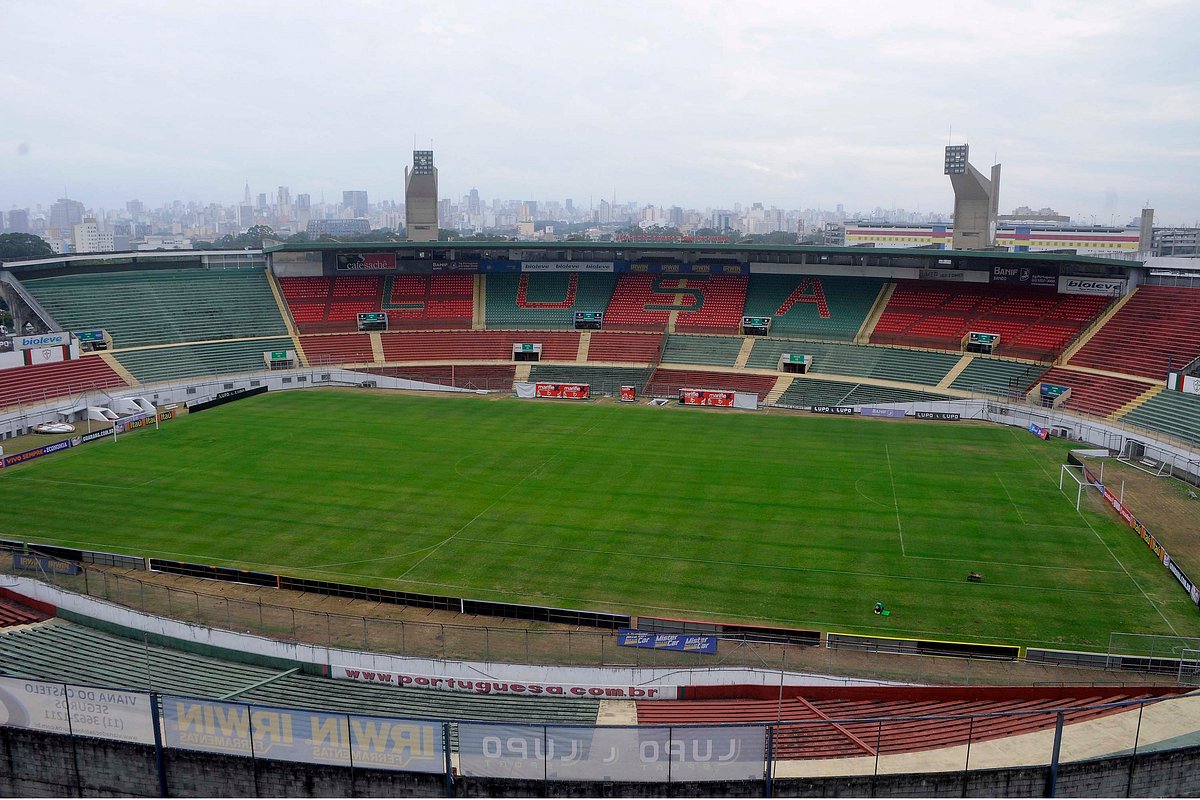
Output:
3,1,1199,225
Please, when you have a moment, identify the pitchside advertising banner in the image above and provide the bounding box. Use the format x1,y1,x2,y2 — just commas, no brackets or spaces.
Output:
14,332,69,350
617,630,718,654
1,410,175,468
521,262,614,272
161,697,444,773
0,676,154,743
1081,466,1200,607
331,667,670,699
457,723,765,782
535,382,590,400
809,405,854,415
680,389,734,407
860,407,907,419
915,411,961,421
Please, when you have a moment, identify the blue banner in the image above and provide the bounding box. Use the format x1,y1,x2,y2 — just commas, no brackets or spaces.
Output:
860,407,907,419
617,630,717,654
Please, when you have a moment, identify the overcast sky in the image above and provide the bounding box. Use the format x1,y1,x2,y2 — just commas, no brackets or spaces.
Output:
3,0,1198,225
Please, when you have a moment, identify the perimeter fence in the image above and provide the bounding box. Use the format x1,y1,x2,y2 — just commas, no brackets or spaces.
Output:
0,672,1194,798
2,558,1187,689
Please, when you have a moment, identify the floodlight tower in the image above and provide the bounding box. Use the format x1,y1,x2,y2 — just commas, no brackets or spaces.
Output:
945,144,1001,250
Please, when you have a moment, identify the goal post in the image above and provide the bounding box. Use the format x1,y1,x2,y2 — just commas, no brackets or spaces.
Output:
1058,464,1096,511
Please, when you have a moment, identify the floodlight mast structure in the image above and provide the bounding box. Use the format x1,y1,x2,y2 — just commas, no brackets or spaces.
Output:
944,144,1001,250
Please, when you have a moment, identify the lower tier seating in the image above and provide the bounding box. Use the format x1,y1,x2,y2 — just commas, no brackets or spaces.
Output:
1069,285,1200,380
279,274,474,333
0,622,598,724
380,330,579,362
114,338,295,384
660,334,745,367
949,357,1045,397
1119,389,1200,446
747,338,961,386
1033,367,1153,418
604,274,747,332
0,597,49,628
300,334,375,366
775,378,950,408
643,369,776,400
586,331,664,363
527,365,654,393
0,356,129,410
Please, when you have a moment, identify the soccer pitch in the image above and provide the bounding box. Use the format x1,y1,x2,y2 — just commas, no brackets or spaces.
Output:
1,388,1196,651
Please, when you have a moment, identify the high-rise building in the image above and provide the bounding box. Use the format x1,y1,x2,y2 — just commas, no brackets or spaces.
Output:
126,199,144,218
944,144,1001,250
342,190,369,219
73,218,114,253
468,188,481,216
4,209,30,233
256,193,268,212
49,198,84,236
277,186,292,216
405,150,438,242
296,193,312,232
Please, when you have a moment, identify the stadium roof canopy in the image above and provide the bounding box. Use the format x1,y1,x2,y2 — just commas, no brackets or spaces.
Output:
263,240,1138,270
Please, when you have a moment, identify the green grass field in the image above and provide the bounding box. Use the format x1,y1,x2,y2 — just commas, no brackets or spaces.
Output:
1,388,1197,651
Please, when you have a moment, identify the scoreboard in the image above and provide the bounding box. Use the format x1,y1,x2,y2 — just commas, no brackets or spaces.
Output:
742,316,771,336
512,343,542,362
75,329,111,352
777,353,812,374
357,312,388,332
574,311,604,330
964,331,1000,354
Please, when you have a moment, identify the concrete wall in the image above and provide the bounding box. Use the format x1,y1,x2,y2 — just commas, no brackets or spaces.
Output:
2,726,1198,798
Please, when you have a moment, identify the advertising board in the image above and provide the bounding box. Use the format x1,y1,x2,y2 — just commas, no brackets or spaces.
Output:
617,630,717,654
0,676,153,743
990,264,1057,288
860,407,907,419
809,405,854,415
160,697,444,772
679,389,735,407
332,667,669,699
915,411,960,421
15,333,69,350
457,723,765,782
1057,276,1125,296
336,253,396,271
1028,422,1050,440
521,262,613,272
535,382,590,400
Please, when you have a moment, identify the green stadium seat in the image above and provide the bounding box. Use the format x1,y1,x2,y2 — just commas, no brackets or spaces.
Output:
527,364,654,394
1120,390,1200,446
742,274,884,340
746,338,960,386
949,358,1043,397
114,338,295,384
23,268,288,349
485,273,617,329
659,334,744,367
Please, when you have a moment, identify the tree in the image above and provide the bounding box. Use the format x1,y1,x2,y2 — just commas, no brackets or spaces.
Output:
0,233,54,260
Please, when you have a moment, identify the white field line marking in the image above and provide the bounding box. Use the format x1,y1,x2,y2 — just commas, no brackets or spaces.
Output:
1008,428,1180,636
883,443,906,556
2,465,192,491
995,473,1029,525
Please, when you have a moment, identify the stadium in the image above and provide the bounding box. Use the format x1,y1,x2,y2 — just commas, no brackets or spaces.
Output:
1,236,1200,796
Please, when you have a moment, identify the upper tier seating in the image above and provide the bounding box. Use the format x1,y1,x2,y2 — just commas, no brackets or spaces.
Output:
746,338,961,386
1068,286,1200,380
775,378,950,409
527,364,655,393
380,330,580,362
485,273,617,328
364,365,516,391
660,334,745,367
1033,367,1152,418
586,331,664,363
949,357,1044,398
0,356,128,409
644,368,777,400
871,280,1110,360
741,274,885,340
115,338,295,384
300,334,375,366
279,274,473,333
1119,389,1200,446
23,268,288,348
603,274,747,332
0,622,598,724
